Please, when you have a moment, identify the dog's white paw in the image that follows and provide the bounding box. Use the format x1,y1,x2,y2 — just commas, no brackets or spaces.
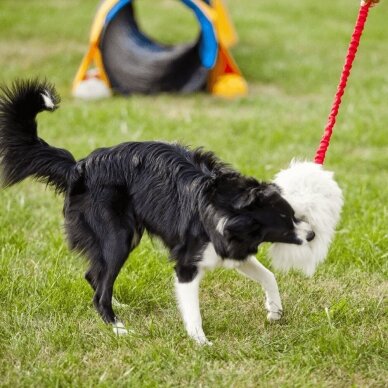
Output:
112,321,128,335
265,299,283,321
267,310,283,321
193,335,213,346
187,327,212,346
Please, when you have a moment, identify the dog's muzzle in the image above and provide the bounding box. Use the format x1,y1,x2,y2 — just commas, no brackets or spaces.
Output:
295,220,315,244
306,230,315,242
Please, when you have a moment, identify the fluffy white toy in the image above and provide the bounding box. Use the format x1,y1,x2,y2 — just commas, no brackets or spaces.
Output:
269,161,343,276
72,69,112,100
73,78,112,100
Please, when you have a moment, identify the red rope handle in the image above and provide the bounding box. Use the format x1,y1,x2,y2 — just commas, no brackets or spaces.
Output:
314,1,372,165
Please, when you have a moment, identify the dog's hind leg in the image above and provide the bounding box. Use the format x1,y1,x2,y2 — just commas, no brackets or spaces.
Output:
237,256,283,321
85,262,103,291
65,186,141,334
85,263,127,308
93,227,136,335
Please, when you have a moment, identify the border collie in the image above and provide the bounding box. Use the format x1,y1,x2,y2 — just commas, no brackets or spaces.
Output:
0,80,315,345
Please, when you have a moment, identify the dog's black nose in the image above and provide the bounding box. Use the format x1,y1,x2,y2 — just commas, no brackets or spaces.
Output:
306,231,315,242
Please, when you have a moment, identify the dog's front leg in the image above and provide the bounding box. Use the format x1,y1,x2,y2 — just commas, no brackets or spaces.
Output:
174,269,212,345
237,256,283,321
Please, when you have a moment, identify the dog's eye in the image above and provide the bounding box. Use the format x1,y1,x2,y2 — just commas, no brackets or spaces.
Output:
280,214,287,219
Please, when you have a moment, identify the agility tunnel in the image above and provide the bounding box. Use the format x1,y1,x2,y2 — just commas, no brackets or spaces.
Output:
73,0,247,98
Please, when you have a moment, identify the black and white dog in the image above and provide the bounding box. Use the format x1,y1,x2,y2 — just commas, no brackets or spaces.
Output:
0,80,315,344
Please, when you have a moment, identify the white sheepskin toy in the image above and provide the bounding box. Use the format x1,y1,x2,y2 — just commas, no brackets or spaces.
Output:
72,69,111,100
73,78,112,100
269,161,343,276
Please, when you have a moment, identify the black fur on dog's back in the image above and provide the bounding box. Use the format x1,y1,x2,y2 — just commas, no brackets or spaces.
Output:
64,141,236,254
0,79,75,192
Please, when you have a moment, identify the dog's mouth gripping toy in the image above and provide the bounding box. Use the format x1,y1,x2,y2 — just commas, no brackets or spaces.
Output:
269,1,377,276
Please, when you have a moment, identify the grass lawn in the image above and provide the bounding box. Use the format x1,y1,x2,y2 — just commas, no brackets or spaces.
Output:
0,0,387,386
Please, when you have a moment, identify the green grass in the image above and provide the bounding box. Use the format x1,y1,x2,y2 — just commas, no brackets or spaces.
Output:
0,0,387,386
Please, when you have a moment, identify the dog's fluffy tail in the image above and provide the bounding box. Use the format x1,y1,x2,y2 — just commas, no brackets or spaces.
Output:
0,79,76,193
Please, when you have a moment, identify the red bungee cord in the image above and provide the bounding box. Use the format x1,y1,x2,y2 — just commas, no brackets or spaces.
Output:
270,1,378,276
314,1,373,165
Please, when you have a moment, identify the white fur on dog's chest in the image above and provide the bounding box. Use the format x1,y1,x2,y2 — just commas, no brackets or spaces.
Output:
199,243,242,270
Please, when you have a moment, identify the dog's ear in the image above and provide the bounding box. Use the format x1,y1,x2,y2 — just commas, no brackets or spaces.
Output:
233,184,282,209
233,187,261,209
259,184,282,204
